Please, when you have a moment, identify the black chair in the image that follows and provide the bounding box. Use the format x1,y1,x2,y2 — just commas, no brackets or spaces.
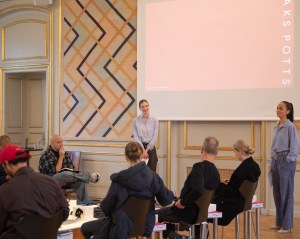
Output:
235,180,258,239
16,209,64,239
123,196,154,238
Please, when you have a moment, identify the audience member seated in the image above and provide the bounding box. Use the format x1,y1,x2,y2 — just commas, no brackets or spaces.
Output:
156,136,221,239
0,145,69,238
212,139,261,226
38,134,100,201
80,142,174,239
0,135,12,185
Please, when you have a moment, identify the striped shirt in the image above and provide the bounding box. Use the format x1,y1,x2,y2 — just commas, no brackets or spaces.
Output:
132,114,158,150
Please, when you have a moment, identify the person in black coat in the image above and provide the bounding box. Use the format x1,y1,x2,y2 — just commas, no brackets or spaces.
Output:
212,139,261,226
156,136,221,239
81,142,174,239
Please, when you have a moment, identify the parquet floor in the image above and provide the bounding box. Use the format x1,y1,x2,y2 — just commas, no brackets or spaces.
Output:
177,214,300,239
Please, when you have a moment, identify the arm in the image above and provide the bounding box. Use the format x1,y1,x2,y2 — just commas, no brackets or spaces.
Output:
132,119,143,147
100,183,118,216
286,125,299,162
38,150,58,176
148,118,158,150
154,176,175,206
180,164,204,206
55,147,65,173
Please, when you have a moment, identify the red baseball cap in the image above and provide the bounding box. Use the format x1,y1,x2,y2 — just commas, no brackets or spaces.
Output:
0,145,31,164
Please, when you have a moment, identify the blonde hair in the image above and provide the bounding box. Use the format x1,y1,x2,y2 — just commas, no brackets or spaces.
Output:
233,139,255,155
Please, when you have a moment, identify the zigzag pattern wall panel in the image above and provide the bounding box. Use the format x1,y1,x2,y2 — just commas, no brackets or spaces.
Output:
62,0,137,138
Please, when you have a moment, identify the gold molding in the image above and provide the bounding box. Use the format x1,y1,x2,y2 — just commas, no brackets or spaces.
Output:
177,154,262,161
58,0,62,134
0,5,51,16
183,121,256,151
261,121,266,204
2,19,48,61
0,69,2,135
64,142,126,148
166,121,171,188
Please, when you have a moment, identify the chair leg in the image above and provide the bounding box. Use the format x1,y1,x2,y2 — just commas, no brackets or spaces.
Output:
235,215,240,239
200,222,208,239
190,225,195,238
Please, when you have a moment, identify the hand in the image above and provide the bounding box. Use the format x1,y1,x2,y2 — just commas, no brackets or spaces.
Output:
143,149,149,159
59,147,65,158
175,199,185,209
268,165,272,171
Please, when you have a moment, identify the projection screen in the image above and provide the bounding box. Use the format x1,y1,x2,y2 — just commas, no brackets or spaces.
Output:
137,0,300,120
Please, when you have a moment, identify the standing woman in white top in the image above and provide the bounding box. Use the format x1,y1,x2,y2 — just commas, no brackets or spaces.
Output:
270,101,299,233
132,99,158,171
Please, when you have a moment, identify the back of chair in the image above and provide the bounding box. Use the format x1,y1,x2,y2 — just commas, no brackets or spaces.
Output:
123,196,153,237
239,180,258,211
194,189,215,223
66,151,81,171
16,209,64,239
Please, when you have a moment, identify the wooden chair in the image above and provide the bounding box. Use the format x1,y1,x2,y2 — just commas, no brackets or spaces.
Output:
123,196,154,238
189,189,215,239
235,180,258,239
16,209,64,239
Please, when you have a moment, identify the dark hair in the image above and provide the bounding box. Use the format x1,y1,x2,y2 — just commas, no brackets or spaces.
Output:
282,101,294,122
125,142,143,162
8,154,29,165
138,99,149,109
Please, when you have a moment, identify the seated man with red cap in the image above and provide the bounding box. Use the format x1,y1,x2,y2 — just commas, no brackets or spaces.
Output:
0,145,69,238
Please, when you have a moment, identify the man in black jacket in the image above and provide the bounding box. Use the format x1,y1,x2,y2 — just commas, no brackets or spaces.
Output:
156,136,221,239
0,145,69,238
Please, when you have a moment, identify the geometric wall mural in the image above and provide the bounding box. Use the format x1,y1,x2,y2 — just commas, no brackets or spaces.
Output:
61,0,137,139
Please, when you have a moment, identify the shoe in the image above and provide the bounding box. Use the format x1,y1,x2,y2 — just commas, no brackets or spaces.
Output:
90,173,100,183
270,225,280,230
277,228,291,233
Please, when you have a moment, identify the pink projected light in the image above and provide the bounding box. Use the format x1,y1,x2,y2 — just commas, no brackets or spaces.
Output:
145,0,294,91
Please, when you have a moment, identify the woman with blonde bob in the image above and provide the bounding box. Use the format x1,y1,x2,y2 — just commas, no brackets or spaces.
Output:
212,139,261,226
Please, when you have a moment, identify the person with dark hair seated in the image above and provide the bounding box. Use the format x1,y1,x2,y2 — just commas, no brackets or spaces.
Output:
212,139,261,226
0,145,69,238
81,141,174,239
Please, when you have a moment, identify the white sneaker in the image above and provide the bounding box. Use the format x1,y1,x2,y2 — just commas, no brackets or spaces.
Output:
90,173,100,183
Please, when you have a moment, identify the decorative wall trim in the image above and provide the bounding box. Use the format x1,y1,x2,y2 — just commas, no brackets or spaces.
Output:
183,121,256,151
2,19,48,61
